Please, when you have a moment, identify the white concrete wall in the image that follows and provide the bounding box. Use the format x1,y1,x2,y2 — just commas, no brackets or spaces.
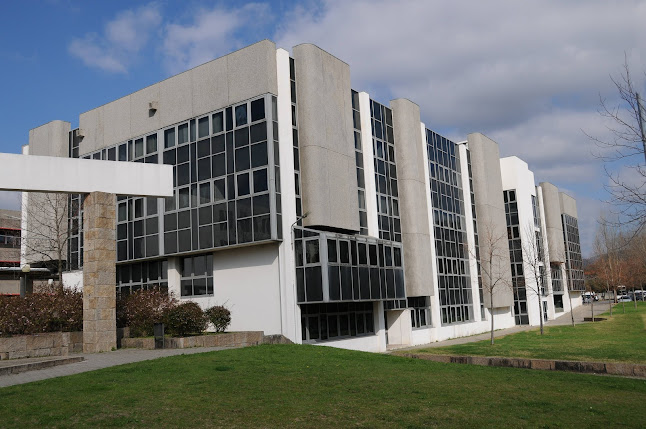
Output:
359,92,379,238
187,244,282,335
62,270,83,290
458,142,483,322
500,157,552,327
276,48,301,343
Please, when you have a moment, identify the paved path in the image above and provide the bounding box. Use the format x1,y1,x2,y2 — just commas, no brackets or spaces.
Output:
393,301,612,351
0,346,230,388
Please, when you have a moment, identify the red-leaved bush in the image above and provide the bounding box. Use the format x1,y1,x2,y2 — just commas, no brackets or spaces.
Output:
0,286,83,336
117,288,177,337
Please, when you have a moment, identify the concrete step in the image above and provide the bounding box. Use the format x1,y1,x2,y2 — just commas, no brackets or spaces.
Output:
0,356,84,377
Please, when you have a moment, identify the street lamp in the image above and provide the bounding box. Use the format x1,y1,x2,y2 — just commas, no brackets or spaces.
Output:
291,212,309,249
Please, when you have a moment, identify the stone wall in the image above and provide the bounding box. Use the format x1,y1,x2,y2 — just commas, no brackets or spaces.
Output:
0,331,83,360
121,331,264,350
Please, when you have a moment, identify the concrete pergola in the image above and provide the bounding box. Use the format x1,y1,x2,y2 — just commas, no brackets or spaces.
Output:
0,152,173,353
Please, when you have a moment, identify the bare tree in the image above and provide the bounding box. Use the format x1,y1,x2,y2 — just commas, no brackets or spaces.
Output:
587,57,646,233
21,192,69,284
521,224,550,335
592,215,627,316
476,220,512,345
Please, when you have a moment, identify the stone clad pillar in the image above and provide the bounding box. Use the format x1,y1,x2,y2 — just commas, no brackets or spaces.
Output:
83,192,117,353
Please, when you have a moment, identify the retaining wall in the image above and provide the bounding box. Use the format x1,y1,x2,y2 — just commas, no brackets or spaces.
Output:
404,353,646,378
0,332,83,360
121,331,264,350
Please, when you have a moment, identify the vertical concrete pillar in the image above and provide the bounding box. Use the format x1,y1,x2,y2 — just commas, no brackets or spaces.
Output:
83,192,117,353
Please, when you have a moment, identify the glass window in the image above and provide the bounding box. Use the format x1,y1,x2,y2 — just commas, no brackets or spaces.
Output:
235,104,248,126
178,123,189,145
237,173,250,196
135,138,144,158
253,169,268,193
306,239,320,264
199,182,211,205
251,142,268,167
251,98,265,122
146,134,157,154
179,187,190,209
198,117,209,138
212,112,224,134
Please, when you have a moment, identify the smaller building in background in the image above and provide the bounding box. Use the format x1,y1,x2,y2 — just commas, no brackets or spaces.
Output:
0,209,21,295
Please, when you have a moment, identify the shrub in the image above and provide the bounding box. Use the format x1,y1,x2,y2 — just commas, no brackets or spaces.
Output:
164,302,207,337
117,288,177,337
204,305,231,332
0,286,82,336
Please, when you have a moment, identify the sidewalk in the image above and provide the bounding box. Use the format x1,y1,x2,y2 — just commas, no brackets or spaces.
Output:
0,346,230,388
394,302,611,351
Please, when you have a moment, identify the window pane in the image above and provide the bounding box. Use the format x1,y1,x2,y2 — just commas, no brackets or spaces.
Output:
237,173,250,196
135,138,144,158
179,188,190,209
198,117,209,138
250,122,267,143
251,142,268,168
236,198,252,218
251,98,265,122
212,112,224,134
253,215,271,240
252,194,270,215
253,169,268,193
199,182,211,204
178,123,189,144
146,134,157,154
306,239,320,264
235,104,247,126
235,147,250,171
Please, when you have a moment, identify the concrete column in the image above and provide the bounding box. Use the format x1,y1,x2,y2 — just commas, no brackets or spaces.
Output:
83,191,117,353
167,257,181,298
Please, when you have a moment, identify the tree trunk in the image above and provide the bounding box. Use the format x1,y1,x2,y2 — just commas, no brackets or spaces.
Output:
538,297,544,335
607,285,612,316
57,248,63,287
591,299,594,322
490,289,495,345
568,290,575,326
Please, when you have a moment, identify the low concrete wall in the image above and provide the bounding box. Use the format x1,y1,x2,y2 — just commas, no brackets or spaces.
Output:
121,331,264,350
0,332,83,360
404,353,646,378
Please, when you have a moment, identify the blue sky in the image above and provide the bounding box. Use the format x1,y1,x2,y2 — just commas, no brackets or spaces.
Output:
1,0,645,257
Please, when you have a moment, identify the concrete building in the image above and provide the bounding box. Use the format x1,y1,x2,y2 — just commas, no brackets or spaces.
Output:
0,209,21,295
21,40,585,351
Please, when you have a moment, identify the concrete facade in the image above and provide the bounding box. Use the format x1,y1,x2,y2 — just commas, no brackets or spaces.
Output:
18,40,585,353
467,133,514,309
391,99,434,298
293,44,359,233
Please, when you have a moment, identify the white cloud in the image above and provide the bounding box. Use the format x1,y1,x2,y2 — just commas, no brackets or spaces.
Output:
274,0,646,256
162,3,271,74
68,3,161,73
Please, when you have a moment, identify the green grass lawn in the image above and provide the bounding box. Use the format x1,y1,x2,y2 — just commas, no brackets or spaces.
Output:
406,302,646,364
1,344,645,428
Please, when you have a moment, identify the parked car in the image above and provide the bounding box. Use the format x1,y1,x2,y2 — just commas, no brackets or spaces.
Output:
617,295,632,302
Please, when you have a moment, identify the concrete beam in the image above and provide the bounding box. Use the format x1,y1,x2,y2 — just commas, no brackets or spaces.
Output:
0,153,173,197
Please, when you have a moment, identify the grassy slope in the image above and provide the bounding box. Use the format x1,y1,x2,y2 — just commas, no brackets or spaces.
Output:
409,302,646,363
1,344,645,428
